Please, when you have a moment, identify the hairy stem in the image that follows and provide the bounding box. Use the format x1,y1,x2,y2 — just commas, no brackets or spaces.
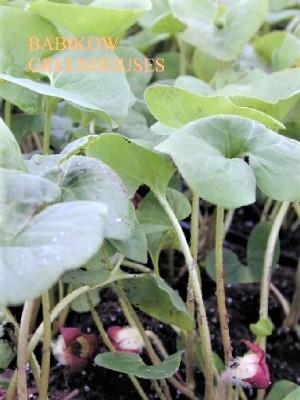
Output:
216,207,233,400
155,192,215,400
85,293,148,400
215,207,232,366
257,201,290,400
43,98,53,155
17,300,34,400
39,291,52,399
4,100,11,128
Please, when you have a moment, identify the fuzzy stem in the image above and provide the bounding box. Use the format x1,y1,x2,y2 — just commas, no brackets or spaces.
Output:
6,370,17,400
185,193,199,391
258,201,290,347
270,283,290,317
17,300,35,400
215,207,232,366
155,192,215,400
215,207,233,400
177,36,187,75
122,260,152,273
257,201,290,400
43,98,53,155
85,293,148,400
4,100,11,128
39,291,52,399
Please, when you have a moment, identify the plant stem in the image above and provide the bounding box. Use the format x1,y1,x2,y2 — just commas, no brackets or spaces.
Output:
215,207,233,400
122,259,152,274
185,193,199,391
29,285,90,356
39,291,52,399
4,100,11,128
257,201,290,400
43,98,53,155
85,293,148,400
17,300,35,400
215,207,232,366
258,201,290,348
155,192,215,400
270,283,290,317
6,370,17,400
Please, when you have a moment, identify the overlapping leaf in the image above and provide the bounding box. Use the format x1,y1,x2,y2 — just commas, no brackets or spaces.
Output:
156,115,300,208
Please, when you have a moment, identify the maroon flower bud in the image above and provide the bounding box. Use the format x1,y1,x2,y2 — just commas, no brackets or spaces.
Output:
52,327,97,372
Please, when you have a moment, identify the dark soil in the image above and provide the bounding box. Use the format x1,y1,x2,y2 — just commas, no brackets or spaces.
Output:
31,205,300,399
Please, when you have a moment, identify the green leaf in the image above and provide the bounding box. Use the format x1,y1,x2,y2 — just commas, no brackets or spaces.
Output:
175,75,213,96
85,133,175,195
111,214,148,263
115,46,153,99
30,0,151,37
0,168,61,242
192,48,224,82
156,116,300,208
266,381,299,400
250,319,273,338
137,188,191,268
123,274,194,330
95,350,183,379
0,47,131,122
145,85,284,131
140,0,186,34
215,68,300,121
283,388,300,400
169,0,268,61
205,222,280,284
63,268,134,288
0,118,26,171
255,32,300,71
58,155,134,241
0,340,15,369
0,201,107,305
71,287,101,313
0,5,58,73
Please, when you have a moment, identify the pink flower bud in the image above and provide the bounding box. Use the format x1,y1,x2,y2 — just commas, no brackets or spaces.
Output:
222,340,271,389
107,326,144,354
52,327,97,372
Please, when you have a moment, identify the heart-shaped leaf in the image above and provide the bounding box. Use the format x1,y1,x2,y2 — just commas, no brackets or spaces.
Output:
282,388,300,400
156,115,300,208
205,223,280,284
169,0,268,61
123,274,194,330
145,85,284,131
95,350,183,379
30,0,151,37
85,133,175,195
0,201,107,305
0,340,15,369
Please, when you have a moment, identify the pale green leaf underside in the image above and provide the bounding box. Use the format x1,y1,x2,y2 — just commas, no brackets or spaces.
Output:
265,380,299,400
0,201,107,305
145,85,284,131
29,0,151,37
156,115,300,208
95,350,183,379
